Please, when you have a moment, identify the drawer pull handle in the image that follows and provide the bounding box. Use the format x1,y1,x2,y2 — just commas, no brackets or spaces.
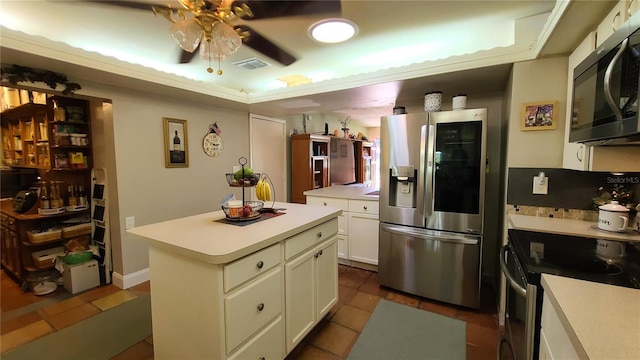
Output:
314,252,319,259
258,357,265,360
318,249,323,256
317,231,322,238
363,206,368,210
257,303,264,311
323,201,327,206
256,261,264,269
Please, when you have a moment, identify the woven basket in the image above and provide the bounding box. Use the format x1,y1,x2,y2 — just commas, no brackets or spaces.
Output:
62,223,91,238
32,246,65,269
27,229,62,244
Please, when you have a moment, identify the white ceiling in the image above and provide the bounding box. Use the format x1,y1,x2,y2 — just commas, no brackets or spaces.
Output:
0,1,615,126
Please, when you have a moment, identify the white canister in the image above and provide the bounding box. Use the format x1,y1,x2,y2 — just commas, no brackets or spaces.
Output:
424,91,442,112
598,201,629,232
452,94,467,110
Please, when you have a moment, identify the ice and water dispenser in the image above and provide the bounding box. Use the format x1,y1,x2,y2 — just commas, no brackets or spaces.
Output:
388,165,417,208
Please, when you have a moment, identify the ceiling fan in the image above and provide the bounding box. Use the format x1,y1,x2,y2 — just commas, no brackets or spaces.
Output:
87,0,341,74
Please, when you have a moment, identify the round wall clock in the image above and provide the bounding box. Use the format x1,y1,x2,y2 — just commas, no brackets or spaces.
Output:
203,132,223,157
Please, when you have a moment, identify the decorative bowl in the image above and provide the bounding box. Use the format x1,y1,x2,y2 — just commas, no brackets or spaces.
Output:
222,201,263,221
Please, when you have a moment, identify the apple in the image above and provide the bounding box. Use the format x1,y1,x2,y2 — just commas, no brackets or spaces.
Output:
242,204,253,217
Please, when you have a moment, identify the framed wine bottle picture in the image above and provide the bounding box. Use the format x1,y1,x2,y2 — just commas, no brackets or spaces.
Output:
163,117,189,167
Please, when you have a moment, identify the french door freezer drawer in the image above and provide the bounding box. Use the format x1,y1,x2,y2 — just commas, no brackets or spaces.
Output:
378,223,481,308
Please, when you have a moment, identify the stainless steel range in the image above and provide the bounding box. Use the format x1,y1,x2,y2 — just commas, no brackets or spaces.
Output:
499,229,640,360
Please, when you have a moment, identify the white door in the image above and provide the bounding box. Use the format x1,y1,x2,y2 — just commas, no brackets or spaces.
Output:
250,114,287,201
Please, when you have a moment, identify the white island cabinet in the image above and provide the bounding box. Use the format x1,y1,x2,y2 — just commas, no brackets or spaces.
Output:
127,202,340,360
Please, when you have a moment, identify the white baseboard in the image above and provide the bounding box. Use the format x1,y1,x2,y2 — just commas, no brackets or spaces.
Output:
112,268,150,289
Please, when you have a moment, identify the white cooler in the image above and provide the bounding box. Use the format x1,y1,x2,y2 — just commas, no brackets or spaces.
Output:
63,259,100,294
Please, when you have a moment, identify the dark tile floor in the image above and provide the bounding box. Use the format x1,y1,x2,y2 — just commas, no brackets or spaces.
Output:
115,264,500,360
2,265,500,359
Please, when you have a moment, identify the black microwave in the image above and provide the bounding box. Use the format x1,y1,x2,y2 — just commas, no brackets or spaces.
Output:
570,11,640,145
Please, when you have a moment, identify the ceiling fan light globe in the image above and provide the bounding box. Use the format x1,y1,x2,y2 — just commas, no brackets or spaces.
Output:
171,19,203,52
200,22,242,61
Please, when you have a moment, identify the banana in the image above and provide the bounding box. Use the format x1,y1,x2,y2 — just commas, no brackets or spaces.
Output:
256,178,264,201
264,181,272,201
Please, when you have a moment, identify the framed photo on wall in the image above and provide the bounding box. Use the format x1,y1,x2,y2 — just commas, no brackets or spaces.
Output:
521,101,558,131
163,117,189,168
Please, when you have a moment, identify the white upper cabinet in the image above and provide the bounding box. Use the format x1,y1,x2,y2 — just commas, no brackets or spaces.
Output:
596,0,629,46
563,32,595,171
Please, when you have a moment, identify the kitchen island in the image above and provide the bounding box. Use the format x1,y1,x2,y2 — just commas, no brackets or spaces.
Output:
127,202,341,359
304,185,379,269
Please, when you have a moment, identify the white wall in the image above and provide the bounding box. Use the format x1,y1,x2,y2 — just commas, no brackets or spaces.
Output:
76,80,251,283
506,57,569,168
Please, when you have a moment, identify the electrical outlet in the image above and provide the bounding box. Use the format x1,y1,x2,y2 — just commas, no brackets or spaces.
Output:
126,216,135,230
533,176,548,195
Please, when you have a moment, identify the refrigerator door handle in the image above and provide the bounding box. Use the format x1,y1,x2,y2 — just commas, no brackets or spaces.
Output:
417,125,427,218
381,224,479,245
425,124,435,217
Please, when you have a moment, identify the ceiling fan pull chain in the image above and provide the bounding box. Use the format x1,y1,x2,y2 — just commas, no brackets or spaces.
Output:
217,59,223,76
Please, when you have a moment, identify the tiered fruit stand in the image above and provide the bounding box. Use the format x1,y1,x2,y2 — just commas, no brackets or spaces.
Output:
222,157,263,221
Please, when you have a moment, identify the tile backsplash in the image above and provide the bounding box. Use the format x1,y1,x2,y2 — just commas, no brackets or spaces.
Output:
506,205,599,222
507,168,639,229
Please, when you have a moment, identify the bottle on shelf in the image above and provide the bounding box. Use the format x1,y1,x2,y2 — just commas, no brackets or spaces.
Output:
68,184,77,207
52,100,66,122
173,130,181,151
40,181,50,209
78,185,87,206
50,181,62,209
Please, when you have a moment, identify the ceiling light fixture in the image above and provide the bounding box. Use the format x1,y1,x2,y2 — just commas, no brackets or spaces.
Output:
153,0,254,75
309,18,358,43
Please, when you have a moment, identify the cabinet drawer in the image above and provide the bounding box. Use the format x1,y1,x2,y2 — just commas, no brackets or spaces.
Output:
284,218,338,260
1,214,17,232
349,200,379,215
227,316,283,360
306,196,349,211
225,267,282,354
224,243,281,293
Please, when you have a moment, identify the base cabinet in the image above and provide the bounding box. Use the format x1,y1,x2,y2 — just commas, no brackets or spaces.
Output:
285,237,338,353
0,215,21,278
147,217,338,360
348,201,379,265
539,292,580,360
306,196,380,268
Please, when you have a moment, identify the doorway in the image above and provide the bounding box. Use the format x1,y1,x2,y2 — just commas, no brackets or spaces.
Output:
249,114,287,202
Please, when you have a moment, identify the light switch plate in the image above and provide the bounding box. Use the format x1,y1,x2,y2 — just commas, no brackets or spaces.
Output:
125,216,135,230
533,176,548,195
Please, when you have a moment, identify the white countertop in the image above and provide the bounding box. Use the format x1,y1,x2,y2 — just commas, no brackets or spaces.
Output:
127,202,341,264
541,274,640,360
304,184,380,201
508,214,640,243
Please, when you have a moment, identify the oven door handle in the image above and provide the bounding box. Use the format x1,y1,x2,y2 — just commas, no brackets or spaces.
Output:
499,244,527,298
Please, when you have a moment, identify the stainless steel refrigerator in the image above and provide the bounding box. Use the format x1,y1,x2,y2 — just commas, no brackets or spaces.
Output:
378,108,487,308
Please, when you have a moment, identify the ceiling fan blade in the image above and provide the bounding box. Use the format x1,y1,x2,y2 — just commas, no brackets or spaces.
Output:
235,25,296,66
232,0,341,20
180,49,198,64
